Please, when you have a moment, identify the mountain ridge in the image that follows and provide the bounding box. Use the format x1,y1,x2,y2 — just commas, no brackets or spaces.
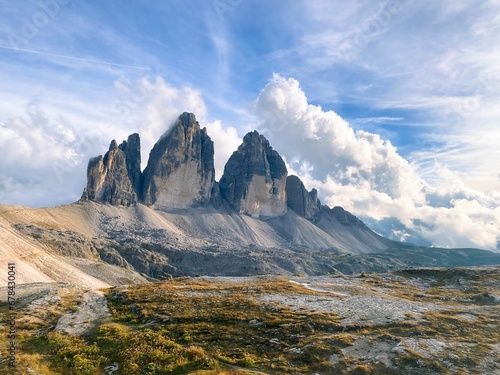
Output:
2,200,499,288
1,112,499,288
80,112,373,226
78,112,393,256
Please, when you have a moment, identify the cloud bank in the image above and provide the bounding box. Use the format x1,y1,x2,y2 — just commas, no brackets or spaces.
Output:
0,74,497,252
113,76,241,179
0,100,100,206
0,77,240,206
254,75,500,251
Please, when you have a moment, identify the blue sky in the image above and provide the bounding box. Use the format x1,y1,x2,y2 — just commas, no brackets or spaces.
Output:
0,0,499,250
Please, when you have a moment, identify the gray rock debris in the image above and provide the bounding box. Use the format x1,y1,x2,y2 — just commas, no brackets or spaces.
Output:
56,290,111,336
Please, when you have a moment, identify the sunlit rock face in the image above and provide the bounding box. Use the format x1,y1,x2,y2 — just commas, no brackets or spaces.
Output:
82,133,141,206
219,131,287,219
141,112,215,210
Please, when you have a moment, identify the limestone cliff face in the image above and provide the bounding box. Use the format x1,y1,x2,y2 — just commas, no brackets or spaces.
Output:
286,175,321,220
122,133,141,196
219,131,287,218
80,112,364,232
82,134,141,206
141,112,215,210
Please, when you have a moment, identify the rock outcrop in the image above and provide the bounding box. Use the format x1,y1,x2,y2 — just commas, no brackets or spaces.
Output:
313,204,366,228
81,134,141,206
121,133,142,196
210,181,224,209
328,206,366,227
80,112,365,230
285,175,321,220
219,131,287,218
141,112,215,210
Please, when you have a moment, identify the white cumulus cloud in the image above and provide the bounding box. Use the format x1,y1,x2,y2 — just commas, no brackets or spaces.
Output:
254,74,500,251
0,101,104,207
112,76,240,175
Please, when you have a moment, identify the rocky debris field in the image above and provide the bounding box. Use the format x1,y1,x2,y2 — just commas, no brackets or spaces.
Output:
259,292,442,327
1,267,499,374
55,290,111,336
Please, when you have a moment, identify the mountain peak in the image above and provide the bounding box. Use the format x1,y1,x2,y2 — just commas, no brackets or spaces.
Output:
82,133,141,206
178,111,198,126
219,131,287,218
109,139,118,151
141,113,215,210
242,129,262,141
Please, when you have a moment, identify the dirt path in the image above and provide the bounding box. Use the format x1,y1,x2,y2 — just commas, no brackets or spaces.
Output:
55,290,111,336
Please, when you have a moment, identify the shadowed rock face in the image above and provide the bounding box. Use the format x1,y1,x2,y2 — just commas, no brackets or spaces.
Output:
80,112,365,229
326,206,366,227
219,131,287,218
286,175,321,220
82,134,141,206
121,133,141,196
141,112,215,210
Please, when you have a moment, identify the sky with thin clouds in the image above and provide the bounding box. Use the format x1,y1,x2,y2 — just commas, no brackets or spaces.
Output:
0,0,499,251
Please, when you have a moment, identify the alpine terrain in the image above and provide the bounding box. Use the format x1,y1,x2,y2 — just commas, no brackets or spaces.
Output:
1,112,499,374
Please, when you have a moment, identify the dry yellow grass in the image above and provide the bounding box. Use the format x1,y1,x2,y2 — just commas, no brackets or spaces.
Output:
1,268,498,374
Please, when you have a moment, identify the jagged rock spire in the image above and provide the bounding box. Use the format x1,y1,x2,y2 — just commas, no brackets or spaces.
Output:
285,175,321,220
219,130,287,218
141,112,215,210
81,133,141,206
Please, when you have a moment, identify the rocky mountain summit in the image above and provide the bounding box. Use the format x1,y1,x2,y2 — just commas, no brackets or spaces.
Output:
81,112,368,228
141,112,216,210
79,113,302,220
81,133,141,206
219,130,288,218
